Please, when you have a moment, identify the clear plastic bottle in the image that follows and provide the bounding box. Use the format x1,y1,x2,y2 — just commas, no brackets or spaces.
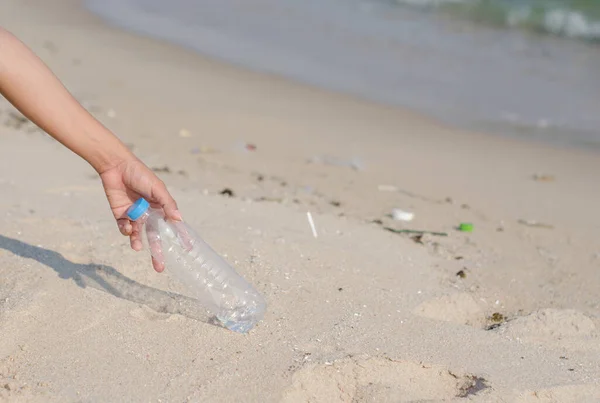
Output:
127,198,266,333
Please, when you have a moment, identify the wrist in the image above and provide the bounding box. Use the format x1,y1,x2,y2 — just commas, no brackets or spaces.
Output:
89,138,136,174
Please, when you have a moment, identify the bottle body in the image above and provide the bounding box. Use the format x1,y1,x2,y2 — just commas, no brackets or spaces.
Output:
138,208,266,333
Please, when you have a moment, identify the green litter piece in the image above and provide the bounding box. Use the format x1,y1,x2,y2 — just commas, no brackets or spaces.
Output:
458,223,474,232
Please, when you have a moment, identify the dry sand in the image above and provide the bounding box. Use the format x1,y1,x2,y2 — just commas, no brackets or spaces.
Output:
1,0,599,401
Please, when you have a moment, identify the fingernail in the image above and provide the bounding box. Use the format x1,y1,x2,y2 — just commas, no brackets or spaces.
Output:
173,210,183,221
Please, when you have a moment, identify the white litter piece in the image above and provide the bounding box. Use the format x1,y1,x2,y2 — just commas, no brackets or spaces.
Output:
308,155,364,171
307,212,318,238
391,208,414,222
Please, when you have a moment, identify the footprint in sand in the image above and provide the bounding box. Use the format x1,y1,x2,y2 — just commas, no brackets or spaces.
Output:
493,309,597,347
281,355,488,403
413,292,485,328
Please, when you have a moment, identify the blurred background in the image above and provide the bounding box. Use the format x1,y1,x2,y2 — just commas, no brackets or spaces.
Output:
86,0,600,148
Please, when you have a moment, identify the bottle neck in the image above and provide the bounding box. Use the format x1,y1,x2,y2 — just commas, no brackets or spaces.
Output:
135,209,151,224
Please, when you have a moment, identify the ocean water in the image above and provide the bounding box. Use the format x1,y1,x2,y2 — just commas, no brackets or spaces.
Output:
393,0,600,41
84,0,600,147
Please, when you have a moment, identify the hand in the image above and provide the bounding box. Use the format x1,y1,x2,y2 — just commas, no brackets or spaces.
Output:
99,157,181,272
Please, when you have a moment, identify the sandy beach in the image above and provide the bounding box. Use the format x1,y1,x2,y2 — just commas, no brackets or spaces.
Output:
1,0,600,401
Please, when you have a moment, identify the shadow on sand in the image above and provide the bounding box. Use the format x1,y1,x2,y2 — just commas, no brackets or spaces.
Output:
0,234,221,327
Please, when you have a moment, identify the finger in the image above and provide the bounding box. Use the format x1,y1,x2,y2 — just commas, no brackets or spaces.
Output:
117,218,133,236
152,256,165,273
152,181,182,221
146,219,165,271
171,220,194,251
130,221,143,251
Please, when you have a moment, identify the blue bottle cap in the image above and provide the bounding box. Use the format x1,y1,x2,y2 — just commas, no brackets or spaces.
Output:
127,198,150,221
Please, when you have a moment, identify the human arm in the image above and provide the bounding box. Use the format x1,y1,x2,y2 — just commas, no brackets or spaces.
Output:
0,27,178,271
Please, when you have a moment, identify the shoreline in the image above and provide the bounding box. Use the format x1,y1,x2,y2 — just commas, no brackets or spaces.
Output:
12,0,600,156
82,0,600,150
